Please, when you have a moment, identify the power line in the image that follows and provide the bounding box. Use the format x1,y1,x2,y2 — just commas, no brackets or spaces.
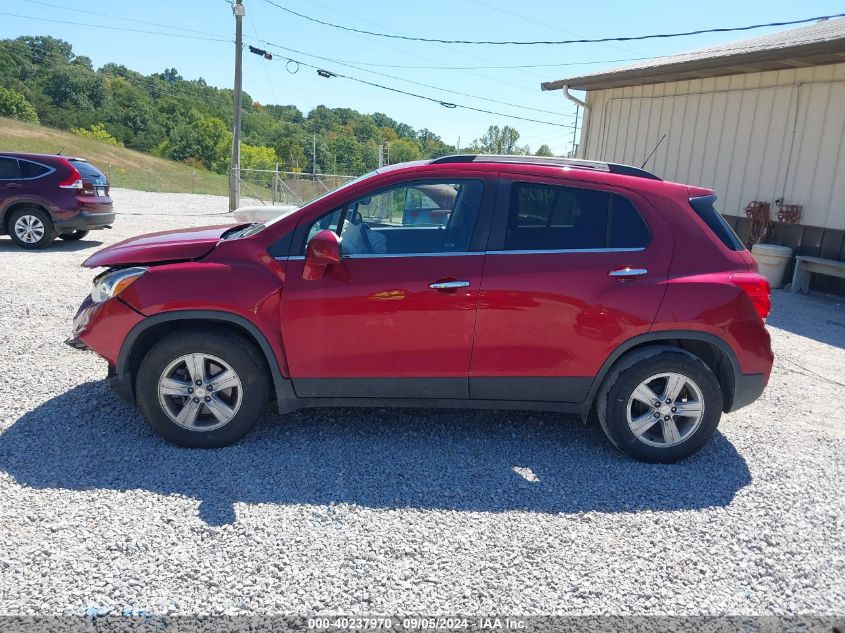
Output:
286,0,551,91
261,52,574,129
310,56,655,71
260,2,845,46
0,11,233,42
467,0,642,56
17,0,232,39
253,39,576,119
247,9,279,104
24,46,571,141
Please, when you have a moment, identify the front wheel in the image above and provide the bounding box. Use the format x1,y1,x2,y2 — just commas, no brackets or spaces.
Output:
597,349,723,463
136,329,270,447
59,230,89,241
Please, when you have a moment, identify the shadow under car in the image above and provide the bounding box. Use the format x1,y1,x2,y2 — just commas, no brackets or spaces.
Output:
0,381,752,525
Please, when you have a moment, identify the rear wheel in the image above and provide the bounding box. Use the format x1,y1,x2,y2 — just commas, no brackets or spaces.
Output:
8,207,57,249
136,329,270,447
59,230,89,241
597,348,723,463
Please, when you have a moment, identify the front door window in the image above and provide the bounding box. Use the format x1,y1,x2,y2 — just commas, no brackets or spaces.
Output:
302,180,484,257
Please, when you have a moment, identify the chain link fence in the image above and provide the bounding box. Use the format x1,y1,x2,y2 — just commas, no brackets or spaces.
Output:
236,169,356,206
102,164,356,206
104,164,230,196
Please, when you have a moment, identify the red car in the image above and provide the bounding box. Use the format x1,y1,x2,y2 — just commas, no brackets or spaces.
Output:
67,156,773,462
0,152,114,248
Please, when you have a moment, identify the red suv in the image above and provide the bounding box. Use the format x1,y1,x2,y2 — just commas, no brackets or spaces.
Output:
67,156,773,462
0,152,114,249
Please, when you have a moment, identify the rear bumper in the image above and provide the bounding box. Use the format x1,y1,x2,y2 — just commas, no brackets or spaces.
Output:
55,211,116,232
727,372,768,412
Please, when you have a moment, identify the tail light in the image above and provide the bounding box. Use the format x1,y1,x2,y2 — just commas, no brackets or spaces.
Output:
730,272,771,319
58,159,83,190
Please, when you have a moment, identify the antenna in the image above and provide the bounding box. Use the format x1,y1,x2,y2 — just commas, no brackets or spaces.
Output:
56,146,65,155
640,134,666,169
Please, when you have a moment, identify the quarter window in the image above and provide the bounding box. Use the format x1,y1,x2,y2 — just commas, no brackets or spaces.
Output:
19,160,51,179
505,182,649,251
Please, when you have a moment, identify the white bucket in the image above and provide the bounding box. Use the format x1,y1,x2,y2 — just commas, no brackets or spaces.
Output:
751,243,792,288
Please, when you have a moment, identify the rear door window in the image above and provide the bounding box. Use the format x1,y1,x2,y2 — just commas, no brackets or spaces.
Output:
503,182,649,251
0,157,21,180
608,195,651,248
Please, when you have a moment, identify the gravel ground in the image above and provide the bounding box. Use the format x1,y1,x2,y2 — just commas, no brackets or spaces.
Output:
0,188,843,617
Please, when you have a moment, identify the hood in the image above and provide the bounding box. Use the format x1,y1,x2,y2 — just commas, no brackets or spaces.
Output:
83,224,237,268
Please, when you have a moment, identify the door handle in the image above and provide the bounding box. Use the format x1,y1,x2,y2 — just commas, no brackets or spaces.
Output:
608,267,648,278
429,280,471,290
5,182,21,189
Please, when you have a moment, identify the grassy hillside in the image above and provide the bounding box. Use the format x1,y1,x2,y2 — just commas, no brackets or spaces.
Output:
0,117,229,195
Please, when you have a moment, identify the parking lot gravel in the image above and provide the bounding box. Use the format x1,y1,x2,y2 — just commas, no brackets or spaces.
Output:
0,189,843,617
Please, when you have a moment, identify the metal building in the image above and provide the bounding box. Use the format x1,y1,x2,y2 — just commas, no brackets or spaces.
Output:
542,19,845,291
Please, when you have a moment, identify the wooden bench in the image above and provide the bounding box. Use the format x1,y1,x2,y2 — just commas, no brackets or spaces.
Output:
790,256,845,293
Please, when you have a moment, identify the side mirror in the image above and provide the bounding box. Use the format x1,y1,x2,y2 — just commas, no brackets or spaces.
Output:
302,229,341,280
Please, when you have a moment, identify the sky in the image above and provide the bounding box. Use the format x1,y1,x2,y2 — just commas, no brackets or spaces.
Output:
1,0,844,156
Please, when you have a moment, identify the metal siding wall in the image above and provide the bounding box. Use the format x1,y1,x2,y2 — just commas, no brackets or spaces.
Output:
583,63,845,229
726,215,845,295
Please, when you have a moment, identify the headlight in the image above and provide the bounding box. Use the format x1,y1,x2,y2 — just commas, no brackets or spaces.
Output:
91,267,147,303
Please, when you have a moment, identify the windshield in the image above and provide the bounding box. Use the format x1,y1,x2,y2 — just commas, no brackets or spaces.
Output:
234,170,377,240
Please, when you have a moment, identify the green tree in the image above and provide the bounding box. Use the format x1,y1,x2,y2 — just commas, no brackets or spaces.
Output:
388,138,422,163
43,64,106,110
471,125,524,154
158,67,183,83
329,133,366,174
98,76,159,149
274,135,307,171
0,87,39,123
71,123,122,146
535,144,554,157
240,143,276,170
17,35,73,66
166,112,231,173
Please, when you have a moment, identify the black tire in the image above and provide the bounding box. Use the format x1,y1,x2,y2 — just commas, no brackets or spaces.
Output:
7,207,57,249
597,347,723,463
136,328,270,448
59,230,89,241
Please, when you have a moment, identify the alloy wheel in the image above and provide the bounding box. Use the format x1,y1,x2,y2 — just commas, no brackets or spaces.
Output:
625,372,705,447
157,353,243,431
14,214,45,244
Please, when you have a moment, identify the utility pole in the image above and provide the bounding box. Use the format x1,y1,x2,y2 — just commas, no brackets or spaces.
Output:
312,134,316,181
571,105,580,158
228,0,244,212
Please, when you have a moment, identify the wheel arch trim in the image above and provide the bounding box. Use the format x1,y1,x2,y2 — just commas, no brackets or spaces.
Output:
116,309,297,409
1,199,53,230
586,330,741,409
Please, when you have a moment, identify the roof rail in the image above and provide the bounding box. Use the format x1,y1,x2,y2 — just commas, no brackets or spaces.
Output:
429,154,661,180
